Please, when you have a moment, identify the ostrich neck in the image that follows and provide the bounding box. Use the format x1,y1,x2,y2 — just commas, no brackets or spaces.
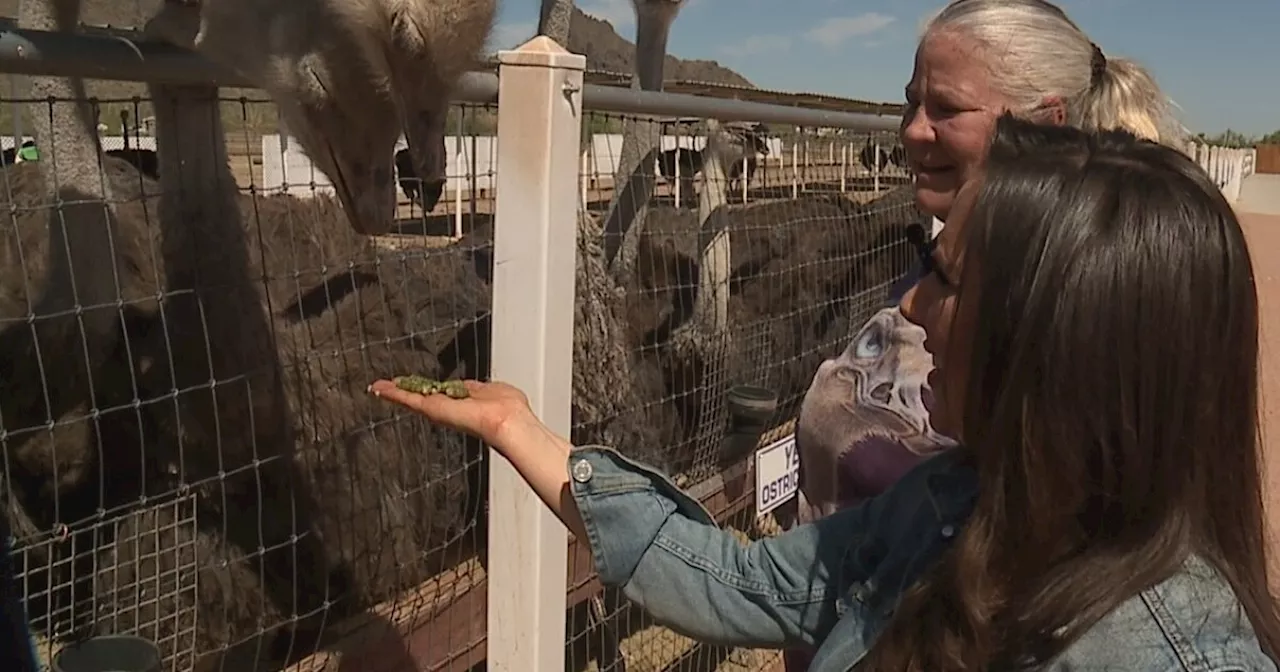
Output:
19,0,122,339
634,8,674,91
538,0,573,44
149,81,247,287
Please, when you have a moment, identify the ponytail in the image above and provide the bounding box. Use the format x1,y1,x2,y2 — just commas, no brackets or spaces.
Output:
1072,52,1186,147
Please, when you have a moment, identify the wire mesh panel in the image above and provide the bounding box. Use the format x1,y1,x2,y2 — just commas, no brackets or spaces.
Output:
0,88,495,671
563,110,918,672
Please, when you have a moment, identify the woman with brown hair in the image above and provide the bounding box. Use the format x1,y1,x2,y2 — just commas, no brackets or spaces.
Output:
370,115,1279,670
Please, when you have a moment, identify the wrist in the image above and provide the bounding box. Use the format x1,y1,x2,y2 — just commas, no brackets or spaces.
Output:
491,408,575,465
491,407,550,453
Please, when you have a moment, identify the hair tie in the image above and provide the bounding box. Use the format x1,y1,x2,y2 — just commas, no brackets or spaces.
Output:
1090,42,1107,87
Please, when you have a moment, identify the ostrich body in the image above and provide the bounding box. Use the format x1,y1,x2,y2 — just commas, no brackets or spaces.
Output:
147,0,497,235
104,118,159,180
859,139,907,174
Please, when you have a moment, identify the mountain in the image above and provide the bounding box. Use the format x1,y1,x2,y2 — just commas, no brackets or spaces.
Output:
564,7,754,87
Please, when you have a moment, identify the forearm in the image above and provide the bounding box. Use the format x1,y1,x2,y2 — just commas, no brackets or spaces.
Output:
491,416,856,649
492,416,588,540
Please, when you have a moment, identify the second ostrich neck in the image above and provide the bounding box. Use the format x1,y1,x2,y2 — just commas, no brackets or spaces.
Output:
149,82,247,284
633,0,682,90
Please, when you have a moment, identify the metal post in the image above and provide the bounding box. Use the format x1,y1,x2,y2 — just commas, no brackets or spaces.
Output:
791,138,798,200
8,74,21,156
873,138,881,194
580,149,588,207
802,136,810,193
454,112,464,238
487,35,582,672
839,143,847,193
468,112,478,240
673,136,681,206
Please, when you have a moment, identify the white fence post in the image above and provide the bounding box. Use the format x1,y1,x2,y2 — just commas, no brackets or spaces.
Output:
488,35,583,671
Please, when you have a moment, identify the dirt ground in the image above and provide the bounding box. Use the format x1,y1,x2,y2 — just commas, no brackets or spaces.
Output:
1240,210,1280,586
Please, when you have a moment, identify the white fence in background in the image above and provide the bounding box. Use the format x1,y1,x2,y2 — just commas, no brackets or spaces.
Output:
1,134,157,153
1189,142,1256,202
255,130,1257,206
257,133,789,197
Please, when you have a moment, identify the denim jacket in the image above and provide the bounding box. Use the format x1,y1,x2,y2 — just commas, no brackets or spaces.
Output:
568,445,1276,671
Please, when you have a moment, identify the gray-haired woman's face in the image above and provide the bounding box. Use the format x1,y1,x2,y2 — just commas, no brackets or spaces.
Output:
900,30,1007,221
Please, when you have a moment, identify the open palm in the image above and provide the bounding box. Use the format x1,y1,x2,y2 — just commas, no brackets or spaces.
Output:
367,378,534,446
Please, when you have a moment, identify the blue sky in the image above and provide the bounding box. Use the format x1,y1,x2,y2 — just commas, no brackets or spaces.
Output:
490,0,1278,137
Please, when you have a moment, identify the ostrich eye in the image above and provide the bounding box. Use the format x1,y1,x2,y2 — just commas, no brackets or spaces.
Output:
854,325,884,359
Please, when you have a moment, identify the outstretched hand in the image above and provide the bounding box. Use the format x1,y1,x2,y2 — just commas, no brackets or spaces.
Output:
366,378,537,448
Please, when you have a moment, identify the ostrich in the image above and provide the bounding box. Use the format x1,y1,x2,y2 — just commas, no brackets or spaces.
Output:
103,111,159,180
658,123,771,206
727,124,772,196
135,74,481,670
657,146,702,206
859,138,907,174
146,0,497,235
0,0,152,643
0,2,332,660
114,6,487,668
141,71,334,669
888,143,907,169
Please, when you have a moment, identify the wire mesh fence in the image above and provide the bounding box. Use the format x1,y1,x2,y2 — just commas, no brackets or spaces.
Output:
0,28,1263,672
562,110,918,672
0,90,495,671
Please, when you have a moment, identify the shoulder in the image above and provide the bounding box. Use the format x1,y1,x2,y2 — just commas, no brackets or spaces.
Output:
1049,556,1275,671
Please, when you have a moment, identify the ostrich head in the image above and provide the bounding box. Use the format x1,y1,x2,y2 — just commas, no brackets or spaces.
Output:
146,0,401,235
632,0,685,89
272,55,403,235
147,0,498,236
279,0,497,235
376,0,498,221
752,124,772,156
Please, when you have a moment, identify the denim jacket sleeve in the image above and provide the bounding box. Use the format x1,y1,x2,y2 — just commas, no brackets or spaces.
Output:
568,445,885,649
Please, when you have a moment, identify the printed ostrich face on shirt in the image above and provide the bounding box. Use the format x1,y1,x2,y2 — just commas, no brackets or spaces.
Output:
795,306,955,517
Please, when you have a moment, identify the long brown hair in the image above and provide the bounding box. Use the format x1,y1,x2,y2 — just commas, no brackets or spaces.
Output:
861,114,1280,669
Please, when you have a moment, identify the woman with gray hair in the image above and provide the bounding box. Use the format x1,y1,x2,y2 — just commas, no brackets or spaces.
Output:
784,1,1184,669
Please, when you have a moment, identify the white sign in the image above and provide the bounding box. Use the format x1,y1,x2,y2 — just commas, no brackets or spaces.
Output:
755,434,800,517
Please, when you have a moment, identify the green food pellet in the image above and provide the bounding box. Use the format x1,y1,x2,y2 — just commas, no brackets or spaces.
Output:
392,375,470,399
